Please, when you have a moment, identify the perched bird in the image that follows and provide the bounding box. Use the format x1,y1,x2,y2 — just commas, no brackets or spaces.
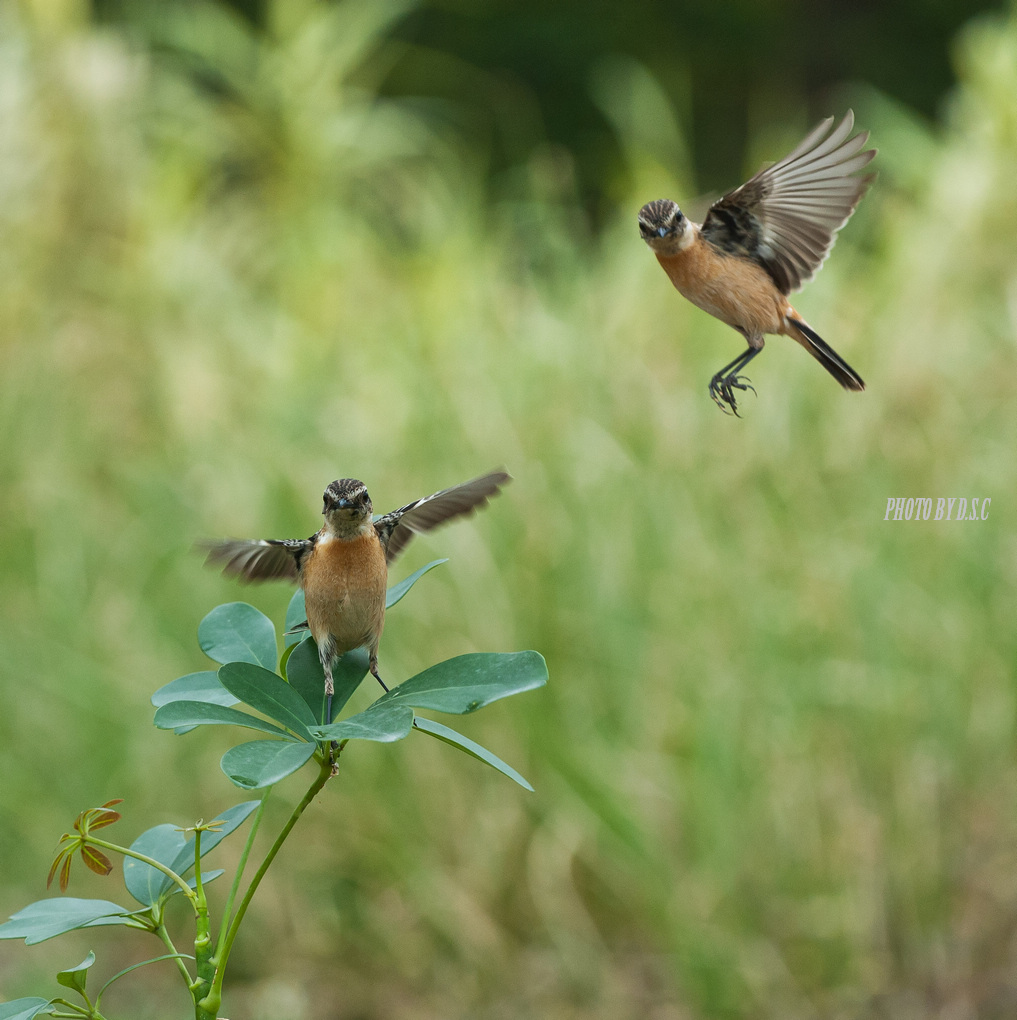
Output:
202,470,510,718
638,111,876,413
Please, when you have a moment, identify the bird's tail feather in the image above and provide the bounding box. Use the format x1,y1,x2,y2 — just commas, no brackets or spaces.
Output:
785,316,865,391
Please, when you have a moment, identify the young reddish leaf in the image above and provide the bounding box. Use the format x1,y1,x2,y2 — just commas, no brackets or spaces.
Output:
88,809,122,831
81,846,113,877
73,800,123,835
57,853,73,892
47,849,71,890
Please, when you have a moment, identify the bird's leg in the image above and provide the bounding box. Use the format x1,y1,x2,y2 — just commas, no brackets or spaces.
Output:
709,337,762,415
317,645,342,772
319,651,336,723
369,651,389,692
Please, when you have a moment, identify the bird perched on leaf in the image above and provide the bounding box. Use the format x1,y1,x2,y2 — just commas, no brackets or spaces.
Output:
638,111,876,414
202,470,509,719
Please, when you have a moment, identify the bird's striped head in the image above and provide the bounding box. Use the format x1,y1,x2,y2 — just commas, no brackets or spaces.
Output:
638,199,690,255
322,479,373,530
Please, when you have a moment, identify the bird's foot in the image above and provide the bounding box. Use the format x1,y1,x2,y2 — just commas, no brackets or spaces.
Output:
709,372,756,415
369,657,389,692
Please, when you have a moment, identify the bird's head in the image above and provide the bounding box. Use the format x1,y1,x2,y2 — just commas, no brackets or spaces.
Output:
322,479,373,532
638,199,691,254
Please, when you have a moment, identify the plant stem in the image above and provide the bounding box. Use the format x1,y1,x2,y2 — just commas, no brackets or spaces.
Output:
49,995,109,1019
96,952,196,1007
192,828,216,1009
87,836,198,907
199,757,332,1016
154,922,194,988
213,789,270,961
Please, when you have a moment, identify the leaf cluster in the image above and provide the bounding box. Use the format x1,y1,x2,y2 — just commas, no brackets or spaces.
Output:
0,561,547,1018
152,561,546,789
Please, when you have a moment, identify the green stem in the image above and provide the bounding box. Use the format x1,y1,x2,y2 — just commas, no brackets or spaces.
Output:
87,836,197,907
96,952,195,1007
213,790,270,961
48,995,108,1019
192,829,215,1008
193,829,204,901
199,758,332,1015
154,922,194,988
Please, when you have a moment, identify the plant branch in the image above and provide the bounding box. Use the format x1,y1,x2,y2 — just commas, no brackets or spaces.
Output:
97,949,195,1007
200,757,332,1013
193,827,216,1011
86,836,198,907
214,789,271,961
152,922,194,989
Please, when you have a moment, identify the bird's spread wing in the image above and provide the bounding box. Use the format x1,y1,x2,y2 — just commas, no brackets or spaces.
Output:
374,470,510,564
200,537,314,583
700,110,876,294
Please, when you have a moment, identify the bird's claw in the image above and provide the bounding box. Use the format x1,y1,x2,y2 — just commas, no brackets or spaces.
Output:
709,373,756,415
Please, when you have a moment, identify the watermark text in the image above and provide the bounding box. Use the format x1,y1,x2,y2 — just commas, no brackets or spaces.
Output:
884,497,990,521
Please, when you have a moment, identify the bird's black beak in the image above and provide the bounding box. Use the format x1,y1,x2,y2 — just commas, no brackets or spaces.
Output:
657,227,668,237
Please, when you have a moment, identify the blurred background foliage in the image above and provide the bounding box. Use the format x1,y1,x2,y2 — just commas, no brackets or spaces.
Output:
1,0,1016,1016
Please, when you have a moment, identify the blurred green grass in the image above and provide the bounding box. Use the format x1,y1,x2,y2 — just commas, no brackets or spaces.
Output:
1,2,1017,1017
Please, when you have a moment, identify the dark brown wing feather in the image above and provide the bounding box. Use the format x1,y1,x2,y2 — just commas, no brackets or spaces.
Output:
374,470,510,564
199,537,313,583
700,110,876,294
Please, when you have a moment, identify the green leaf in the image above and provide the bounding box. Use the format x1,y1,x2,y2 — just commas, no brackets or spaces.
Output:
150,672,240,734
56,951,95,993
153,701,292,738
0,899,140,945
221,741,316,789
167,801,260,877
184,869,224,892
120,802,249,907
287,638,368,722
311,701,414,743
217,661,316,736
378,651,548,714
413,717,534,791
285,588,308,635
328,650,372,719
198,602,277,670
385,559,447,608
0,999,55,1020
123,825,186,906
151,672,238,708
284,636,325,717
279,639,299,678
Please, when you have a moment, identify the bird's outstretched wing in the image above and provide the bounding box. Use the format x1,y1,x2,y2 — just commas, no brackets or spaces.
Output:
701,110,876,294
200,537,314,583
374,470,510,564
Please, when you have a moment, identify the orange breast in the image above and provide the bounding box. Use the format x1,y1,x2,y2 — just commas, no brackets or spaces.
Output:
656,240,787,336
300,530,388,656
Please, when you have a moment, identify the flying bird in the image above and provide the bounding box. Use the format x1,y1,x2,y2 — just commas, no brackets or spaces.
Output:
202,470,510,719
638,111,876,413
